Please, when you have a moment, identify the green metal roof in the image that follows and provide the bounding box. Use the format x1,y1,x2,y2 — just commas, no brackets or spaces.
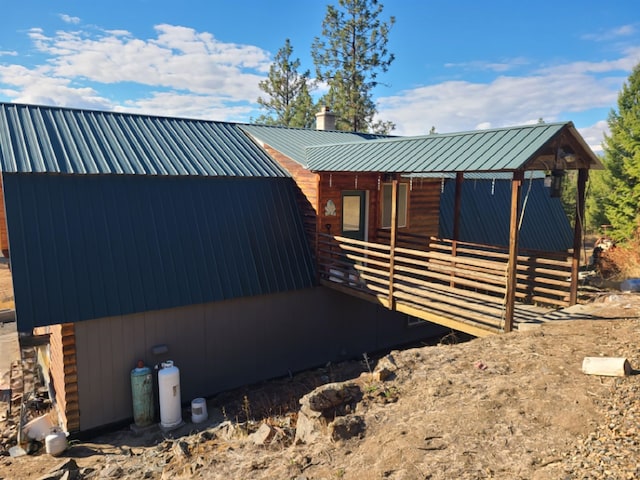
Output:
0,103,288,177
240,124,385,167
305,122,602,173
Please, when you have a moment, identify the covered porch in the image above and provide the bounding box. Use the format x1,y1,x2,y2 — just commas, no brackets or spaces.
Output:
307,122,602,336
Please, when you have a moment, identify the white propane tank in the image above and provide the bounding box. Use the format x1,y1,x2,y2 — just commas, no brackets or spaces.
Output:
158,360,182,429
45,429,67,456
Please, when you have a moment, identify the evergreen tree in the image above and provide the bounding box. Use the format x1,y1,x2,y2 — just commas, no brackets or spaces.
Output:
256,39,316,127
312,0,395,132
598,62,640,241
584,169,610,234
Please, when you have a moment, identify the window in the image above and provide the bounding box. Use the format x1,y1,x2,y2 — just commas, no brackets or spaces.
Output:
381,183,408,228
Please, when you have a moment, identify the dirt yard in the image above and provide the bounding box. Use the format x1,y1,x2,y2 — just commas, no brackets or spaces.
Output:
1,292,640,479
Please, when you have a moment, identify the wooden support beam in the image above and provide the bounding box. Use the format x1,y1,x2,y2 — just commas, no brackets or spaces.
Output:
570,168,588,305
504,171,523,333
450,172,464,287
452,172,464,253
315,173,322,283
388,178,398,309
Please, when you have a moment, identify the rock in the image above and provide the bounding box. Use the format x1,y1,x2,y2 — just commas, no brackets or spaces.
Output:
199,429,216,441
250,422,276,446
295,381,363,444
294,409,319,445
99,464,123,478
173,440,191,459
36,458,80,480
373,354,398,381
329,414,365,441
51,459,79,472
212,420,237,441
299,382,362,418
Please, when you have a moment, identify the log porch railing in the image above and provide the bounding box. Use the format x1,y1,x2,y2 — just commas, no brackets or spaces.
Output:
317,232,572,335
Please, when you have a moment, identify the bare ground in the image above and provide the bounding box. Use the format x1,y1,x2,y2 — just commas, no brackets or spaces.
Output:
1,292,640,480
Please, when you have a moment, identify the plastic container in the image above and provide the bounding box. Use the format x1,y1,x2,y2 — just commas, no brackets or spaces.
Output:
191,397,208,424
130,360,154,427
620,278,640,292
45,429,67,456
158,360,182,428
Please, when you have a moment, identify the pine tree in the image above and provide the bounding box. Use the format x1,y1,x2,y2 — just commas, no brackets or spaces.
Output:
598,62,640,241
312,0,395,133
256,39,316,127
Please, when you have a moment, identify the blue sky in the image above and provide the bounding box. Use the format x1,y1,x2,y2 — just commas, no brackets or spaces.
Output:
1,1,639,153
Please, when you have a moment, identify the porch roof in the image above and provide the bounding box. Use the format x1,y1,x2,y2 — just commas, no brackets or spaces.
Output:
306,122,602,174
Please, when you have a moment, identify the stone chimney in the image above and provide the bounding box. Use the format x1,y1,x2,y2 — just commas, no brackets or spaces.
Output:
315,106,336,131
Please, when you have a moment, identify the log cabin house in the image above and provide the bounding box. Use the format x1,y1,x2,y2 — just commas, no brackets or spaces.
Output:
0,102,600,432
243,113,602,338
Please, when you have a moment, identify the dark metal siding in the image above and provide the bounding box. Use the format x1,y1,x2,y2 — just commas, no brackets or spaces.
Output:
439,178,573,251
5,173,315,332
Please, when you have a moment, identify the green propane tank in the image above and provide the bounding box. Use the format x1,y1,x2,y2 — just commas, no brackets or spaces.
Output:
130,360,154,427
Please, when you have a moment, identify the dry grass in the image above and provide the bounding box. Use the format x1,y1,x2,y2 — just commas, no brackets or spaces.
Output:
600,226,640,279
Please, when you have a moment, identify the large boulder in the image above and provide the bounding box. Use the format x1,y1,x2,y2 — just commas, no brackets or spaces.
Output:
294,382,363,444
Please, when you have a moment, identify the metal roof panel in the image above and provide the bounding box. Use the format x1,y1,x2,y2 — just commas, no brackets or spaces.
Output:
305,122,598,173
240,124,385,166
0,103,288,177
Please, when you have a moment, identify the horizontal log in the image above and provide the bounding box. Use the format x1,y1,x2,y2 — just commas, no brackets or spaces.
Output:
393,272,505,304
582,357,631,377
393,289,503,330
430,260,506,283
394,265,507,294
394,303,499,337
529,295,570,307
334,244,391,260
515,275,571,289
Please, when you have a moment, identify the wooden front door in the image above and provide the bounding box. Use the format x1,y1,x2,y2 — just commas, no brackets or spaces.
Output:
341,190,367,240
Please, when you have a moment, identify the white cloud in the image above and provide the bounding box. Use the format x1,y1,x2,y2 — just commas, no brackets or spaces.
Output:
378,53,633,156
119,91,256,122
59,14,81,25
444,57,530,73
0,64,113,110
578,121,609,154
26,24,270,101
0,51,17,57
582,24,637,42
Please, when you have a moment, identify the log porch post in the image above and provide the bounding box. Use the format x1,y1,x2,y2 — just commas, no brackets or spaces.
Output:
450,172,464,287
388,177,398,309
452,172,464,253
569,168,588,305
504,170,524,332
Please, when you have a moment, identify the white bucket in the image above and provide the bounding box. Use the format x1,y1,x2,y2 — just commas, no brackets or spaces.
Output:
45,429,67,456
191,397,208,424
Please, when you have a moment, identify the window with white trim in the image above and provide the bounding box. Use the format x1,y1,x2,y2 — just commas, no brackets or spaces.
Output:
381,183,408,228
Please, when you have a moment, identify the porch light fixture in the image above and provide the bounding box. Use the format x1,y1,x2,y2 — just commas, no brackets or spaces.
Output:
549,169,565,198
